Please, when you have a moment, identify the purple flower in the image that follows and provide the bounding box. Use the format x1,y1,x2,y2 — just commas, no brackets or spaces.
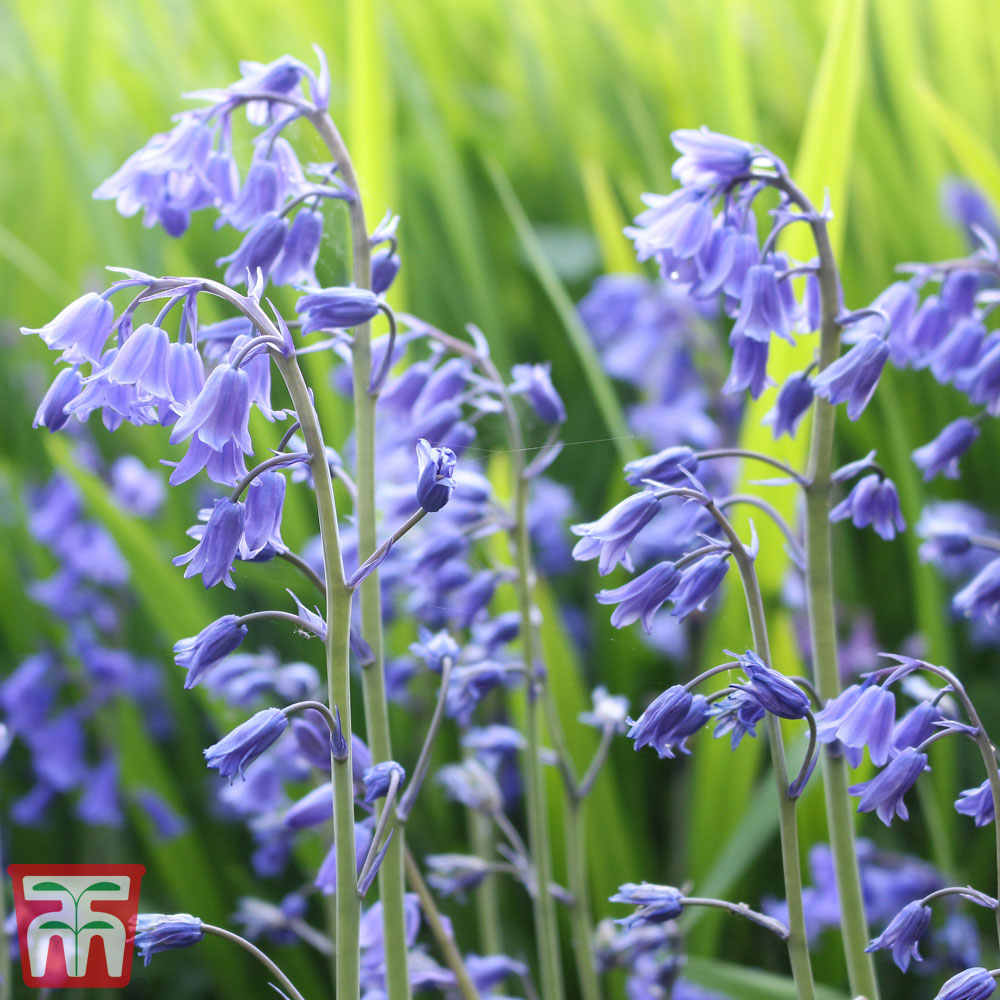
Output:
33,367,83,432
271,208,324,287
466,954,527,993
866,900,931,971
733,649,810,720
812,334,890,420
830,474,905,541
22,291,114,362
627,686,709,759
610,883,684,928
596,561,680,632
819,682,896,766
908,297,951,366
671,554,729,620
929,318,986,384
943,178,1000,245
174,615,249,688
578,686,630,733
913,418,980,480
110,455,166,517
205,707,289,781
670,128,755,188
732,265,793,344
959,339,1000,414
217,211,289,286
510,362,566,423
134,913,204,966
170,363,253,454
295,286,380,334
710,689,766,748
849,747,927,825
891,701,943,754
107,323,172,397
219,158,280,230
851,282,918,365
723,333,770,398
764,371,814,438
437,759,503,812
571,492,661,575
933,968,997,1000
626,189,713,262
173,498,246,589
955,780,994,827
425,855,491,897
363,761,406,804
415,438,458,512
623,446,698,487
409,627,460,672
243,471,286,554
371,245,400,295
954,557,1000,621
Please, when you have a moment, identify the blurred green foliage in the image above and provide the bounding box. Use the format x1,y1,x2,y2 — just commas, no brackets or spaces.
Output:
3,1,1000,997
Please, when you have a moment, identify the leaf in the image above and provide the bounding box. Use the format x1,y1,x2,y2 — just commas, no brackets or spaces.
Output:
484,155,639,465
684,956,849,1000
38,920,72,930
81,920,114,930
32,882,69,893
82,882,121,893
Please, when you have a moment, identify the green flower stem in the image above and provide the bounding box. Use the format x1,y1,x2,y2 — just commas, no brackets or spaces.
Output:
202,924,307,1000
707,502,815,1000
775,172,882,1000
470,809,504,956
565,799,602,1000
308,109,411,1000
274,352,360,1000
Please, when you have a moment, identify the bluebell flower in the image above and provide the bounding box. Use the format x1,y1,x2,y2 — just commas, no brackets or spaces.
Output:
610,883,684,928
134,913,204,965
850,747,927,825
891,701,943,754
943,178,1000,245
710,689,765,748
571,492,661,575
956,781,994,827
110,456,166,517
445,661,506,725
764,371,814,439
932,968,997,1000
866,900,931,971
271,208,324,286
958,340,1000,414
174,615,249,688
723,333,770,397
671,554,729,620
243,471,286,554
219,157,280,231
170,362,253,455
106,323,172,397
627,189,713,262
847,282,918,365
22,291,114,362
627,686,709,758
205,707,289,781
371,245,401,295
165,341,206,409
942,270,981,321
465,954,528,993
819,681,896,766
296,286,381,334
811,334,890,420
437,759,503,812
908,295,950,357
168,439,249,488
409,627,460,672
415,438,457,512
284,782,335,830
830,474,905,541
596,561,680,632
363,761,405,803
218,211,289,286
174,498,246,589
579,686,630,734
954,557,1000,621
670,128,755,188
135,789,188,840
424,854,492,897
623,446,698,487
510,362,566,423
33,367,83,431
732,649,810,720
732,264,793,344
913,418,980,480
929,317,985,384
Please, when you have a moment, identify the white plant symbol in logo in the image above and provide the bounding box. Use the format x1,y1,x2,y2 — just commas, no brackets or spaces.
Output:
23,875,130,978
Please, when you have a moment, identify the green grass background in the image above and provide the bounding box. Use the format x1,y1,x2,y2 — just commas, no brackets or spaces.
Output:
2,1,1000,997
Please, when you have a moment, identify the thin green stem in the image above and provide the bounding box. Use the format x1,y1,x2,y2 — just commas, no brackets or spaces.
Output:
470,809,503,956
308,109,410,1000
566,800,602,1000
202,924,306,1000
274,352,359,1000
779,173,881,1000
707,502,815,1000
